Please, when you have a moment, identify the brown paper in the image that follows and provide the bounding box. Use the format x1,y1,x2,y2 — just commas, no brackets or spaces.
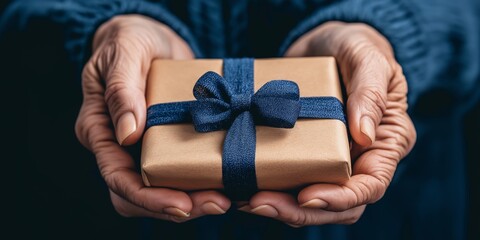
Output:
141,57,351,191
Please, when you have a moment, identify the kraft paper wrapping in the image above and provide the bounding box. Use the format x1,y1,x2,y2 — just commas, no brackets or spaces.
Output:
141,57,351,191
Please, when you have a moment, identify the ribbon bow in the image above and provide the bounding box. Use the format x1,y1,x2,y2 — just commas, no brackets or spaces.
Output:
191,71,302,132
146,58,346,200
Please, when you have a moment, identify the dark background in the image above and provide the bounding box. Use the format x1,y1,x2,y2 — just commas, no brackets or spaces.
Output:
2,1,478,239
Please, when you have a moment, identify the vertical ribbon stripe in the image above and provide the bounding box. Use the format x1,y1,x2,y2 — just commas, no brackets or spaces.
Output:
221,58,257,199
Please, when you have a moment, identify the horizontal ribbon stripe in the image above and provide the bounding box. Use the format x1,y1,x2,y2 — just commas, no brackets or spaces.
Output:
146,58,346,200
146,97,346,128
299,97,346,124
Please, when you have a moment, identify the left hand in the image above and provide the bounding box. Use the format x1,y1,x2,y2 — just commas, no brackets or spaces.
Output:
238,22,416,227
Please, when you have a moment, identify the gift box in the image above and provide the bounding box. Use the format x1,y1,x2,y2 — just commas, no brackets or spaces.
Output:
141,57,351,199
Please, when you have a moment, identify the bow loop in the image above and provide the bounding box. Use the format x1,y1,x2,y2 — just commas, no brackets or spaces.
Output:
251,80,301,128
254,80,300,100
191,71,236,131
190,99,231,132
193,71,233,101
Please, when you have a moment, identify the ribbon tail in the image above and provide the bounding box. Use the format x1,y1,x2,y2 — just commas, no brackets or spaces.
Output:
222,111,258,200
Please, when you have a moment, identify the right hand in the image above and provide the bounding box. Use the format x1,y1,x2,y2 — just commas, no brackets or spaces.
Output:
75,15,231,222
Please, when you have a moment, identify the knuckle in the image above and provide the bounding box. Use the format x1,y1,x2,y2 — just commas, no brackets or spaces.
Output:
74,115,88,147
365,87,387,109
104,80,128,104
81,60,104,95
110,181,160,215
110,31,153,62
97,40,143,81
392,115,417,160
359,87,387,122
391,74,409,96
84,117,114,150
407,121,417,150
345,181,373,207
290,212,309,226
96,41,122,77
105,172,162,215
81,61,96,83
346,175,388,206
338,37,371,65
355,51,392,83
104,81,136,116
74,112,110,150
343,186,363,208
116,177,144,206
376,53,393,74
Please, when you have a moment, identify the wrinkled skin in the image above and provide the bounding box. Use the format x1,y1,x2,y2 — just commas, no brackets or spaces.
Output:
75,15,231,222
240,22,416,227
76,15,416,226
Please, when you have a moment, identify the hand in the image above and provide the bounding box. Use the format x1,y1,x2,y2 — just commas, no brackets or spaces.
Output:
75,15,230,222
239,22,416,226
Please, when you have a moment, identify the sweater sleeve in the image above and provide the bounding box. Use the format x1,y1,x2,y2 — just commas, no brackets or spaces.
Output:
279,0,480,107
0,0,202,74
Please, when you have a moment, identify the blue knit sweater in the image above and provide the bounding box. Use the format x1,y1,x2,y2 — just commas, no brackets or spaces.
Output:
1,0,479,239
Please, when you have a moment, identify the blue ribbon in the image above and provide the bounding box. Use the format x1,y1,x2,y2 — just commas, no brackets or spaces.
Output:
146,58,346,200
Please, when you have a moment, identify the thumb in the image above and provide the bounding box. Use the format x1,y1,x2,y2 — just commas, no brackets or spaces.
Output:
99,43,152,146
344,53,390,147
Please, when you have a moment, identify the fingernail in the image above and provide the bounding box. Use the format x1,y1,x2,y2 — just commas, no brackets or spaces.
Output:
117,112,136,145
163,207,190,218
237,205,252,212
286,223,302,228
300,199,328,208
250,205,279,218
360,116,375,145
201,202,226,215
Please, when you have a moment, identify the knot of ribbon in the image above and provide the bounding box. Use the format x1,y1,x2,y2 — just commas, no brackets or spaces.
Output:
146,58,346,200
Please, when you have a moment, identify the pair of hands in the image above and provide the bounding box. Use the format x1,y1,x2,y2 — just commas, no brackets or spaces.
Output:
75,15,416,226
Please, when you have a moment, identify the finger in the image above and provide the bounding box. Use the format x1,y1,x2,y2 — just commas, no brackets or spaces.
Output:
298,147,399,211
119,190,231,222
188,190,231,216
112,190,231,222
242,191,366,226
96,40,155,146
342,49,391,147
109,190,189,222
